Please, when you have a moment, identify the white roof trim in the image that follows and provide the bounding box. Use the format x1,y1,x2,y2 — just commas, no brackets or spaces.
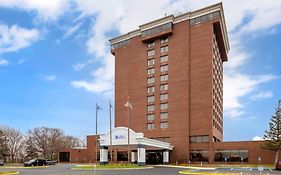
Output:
99,127,173,150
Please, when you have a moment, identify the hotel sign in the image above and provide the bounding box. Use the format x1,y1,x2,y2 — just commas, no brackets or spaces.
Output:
115,135,126,140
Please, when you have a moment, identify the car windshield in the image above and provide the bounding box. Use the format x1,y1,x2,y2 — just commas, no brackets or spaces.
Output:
28,159,36,163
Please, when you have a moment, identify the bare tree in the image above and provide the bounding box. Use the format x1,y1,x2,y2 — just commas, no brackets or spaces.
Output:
1,126,25,163
61,135,84,149
28,127,65,160
0,129,8,160
25,136,38,160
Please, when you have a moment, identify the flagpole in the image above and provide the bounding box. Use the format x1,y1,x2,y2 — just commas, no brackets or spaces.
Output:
109,100,113,163
95,103,98,163
127,96,130,164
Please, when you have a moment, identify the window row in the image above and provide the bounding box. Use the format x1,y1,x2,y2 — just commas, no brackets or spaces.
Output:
111,39,130,50
147,74,168,84
190,11,220,26
147,94,168,103
141,22,172,38
147,122,168,130
147,37,169,48
147,84,168,93
147,55,168,66
147,46,169,57
147,112,168,121
147,65,168,76
190,135,209,143
190,149,249,162
147,103,168,112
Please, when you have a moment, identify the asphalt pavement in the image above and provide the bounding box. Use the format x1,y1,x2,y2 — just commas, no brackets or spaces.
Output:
0,164,183,175
1,164,281,175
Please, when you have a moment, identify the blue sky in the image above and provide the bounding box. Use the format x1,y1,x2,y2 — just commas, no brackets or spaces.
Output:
0,0,280,141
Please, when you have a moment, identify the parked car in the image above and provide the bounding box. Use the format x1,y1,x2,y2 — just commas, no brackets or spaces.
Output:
276,161,281,170
23,159,46,166
46,159,57,165
0,159,4,166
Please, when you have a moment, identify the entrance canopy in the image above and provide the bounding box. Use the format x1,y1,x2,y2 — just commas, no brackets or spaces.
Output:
99,127,173,150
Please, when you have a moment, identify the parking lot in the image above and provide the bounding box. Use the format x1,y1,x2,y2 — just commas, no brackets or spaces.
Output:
0,164,182,175
1,164,281,175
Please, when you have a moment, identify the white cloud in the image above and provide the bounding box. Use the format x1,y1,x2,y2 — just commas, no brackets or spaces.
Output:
250,91,274,101
44,75,56,82
0,24,40,54
252,136,264,141
0,0,71,22
17,59,26,64
71,53,114,94
224,74,278,118
73,62,86,71
0,58,9,66
63,22,83,40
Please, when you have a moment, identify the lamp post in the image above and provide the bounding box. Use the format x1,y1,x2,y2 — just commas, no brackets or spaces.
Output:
125,96,132,163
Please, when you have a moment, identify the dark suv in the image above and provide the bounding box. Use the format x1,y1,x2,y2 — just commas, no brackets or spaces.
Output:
23,159,46,166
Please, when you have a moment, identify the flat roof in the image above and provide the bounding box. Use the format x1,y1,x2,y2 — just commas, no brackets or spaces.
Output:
109,2,229,52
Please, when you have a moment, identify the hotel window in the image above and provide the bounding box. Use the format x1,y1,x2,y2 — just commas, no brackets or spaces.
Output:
160,103,168,110
147,86,155,93
147,96,155,103
147,41,155,48
190,150,208,162
160,65,168,72
160,122,168,129
147,68,155,75
147,114,155,121
160,84,168,91
214,150,248,162
147,105,154,112
190,136,209,143
160,55,168,63
147,59,155,66
160,75,168,81
147,123,155,130
160,36,168,44
147,49,155,57
160,112,168,119
160,93,168,101
147,77,155,84
160,46,168,53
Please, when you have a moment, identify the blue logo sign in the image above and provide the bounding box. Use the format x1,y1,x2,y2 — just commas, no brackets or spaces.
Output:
115,135,125,140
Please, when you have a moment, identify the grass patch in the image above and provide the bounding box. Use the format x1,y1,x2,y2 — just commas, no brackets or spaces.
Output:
0,166,48,169
177,164,274,169
179,171,242,175
72,164,142,170
0,171,19,175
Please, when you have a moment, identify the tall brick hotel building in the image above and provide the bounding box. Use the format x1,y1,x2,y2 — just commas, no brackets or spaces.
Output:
59,3,277,164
